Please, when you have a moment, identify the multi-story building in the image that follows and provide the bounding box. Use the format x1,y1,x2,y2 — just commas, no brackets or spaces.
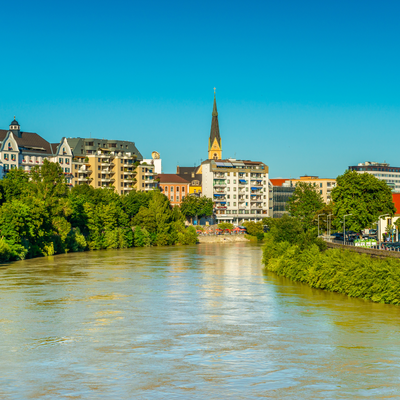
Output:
176,166,202,196
0,118,73,185
158,174,190,206
201,158,269,224
349,162,400,192
269,179,295,218
290,175,336,203
66,137,159,194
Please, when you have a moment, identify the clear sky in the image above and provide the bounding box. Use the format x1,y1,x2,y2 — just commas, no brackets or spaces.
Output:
1,0,399,177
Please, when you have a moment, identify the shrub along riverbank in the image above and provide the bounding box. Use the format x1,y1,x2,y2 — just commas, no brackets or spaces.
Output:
0,162,197,263
262,215,400,305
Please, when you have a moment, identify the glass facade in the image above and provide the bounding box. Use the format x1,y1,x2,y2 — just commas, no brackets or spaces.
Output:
272,187,295,218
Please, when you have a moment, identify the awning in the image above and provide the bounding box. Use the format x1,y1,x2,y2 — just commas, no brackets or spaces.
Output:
251,187,261,190
214,194,223,197
220,202,227,205
239,179,246,183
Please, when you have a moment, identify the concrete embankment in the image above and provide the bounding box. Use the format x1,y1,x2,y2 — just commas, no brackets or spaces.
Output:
326,242,400,259
198,235,249,244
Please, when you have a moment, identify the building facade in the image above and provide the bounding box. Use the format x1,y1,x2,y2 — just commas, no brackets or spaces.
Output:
67,137,158,194
0,118,73,185
349,162,400,192
290,175,336,203
201,159,269,224
176,166,202,196
269,179,295,218
158,174,190,206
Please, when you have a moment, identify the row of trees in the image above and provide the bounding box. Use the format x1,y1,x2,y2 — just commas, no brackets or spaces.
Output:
0,161,202,262
285,170,396,234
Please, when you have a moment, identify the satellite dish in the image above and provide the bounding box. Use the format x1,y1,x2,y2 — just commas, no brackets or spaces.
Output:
152,151,160,160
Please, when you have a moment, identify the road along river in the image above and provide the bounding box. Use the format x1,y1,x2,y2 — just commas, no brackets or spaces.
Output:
1,242,400,399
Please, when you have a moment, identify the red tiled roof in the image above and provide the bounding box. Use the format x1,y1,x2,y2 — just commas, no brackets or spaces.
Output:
270,179,289,187
392,193,400,215
156,174,190,184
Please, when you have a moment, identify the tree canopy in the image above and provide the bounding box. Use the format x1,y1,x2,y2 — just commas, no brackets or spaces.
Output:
331,170,395,232
180,195,213,221
286,182,325,230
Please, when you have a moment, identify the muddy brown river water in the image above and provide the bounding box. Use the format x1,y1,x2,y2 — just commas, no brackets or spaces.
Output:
1,242,400,399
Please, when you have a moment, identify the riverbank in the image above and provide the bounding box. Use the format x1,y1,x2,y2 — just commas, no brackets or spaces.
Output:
198,235,249,244
263,238,400,305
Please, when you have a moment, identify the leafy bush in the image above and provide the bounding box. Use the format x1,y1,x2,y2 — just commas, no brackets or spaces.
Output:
218,222,234,230
262,237,400,305
134,226,151,247
243,221,264,237
178,226,198,245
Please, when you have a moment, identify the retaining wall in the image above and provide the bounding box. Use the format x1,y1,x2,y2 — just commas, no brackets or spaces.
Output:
326,242,400,259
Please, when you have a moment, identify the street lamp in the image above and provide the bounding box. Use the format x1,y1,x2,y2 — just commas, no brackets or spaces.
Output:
378,214,390,246
343,214,352,245
317,214,325,237
327,214,333,238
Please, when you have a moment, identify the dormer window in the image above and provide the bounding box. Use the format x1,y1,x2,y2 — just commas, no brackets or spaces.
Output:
8,143,12,150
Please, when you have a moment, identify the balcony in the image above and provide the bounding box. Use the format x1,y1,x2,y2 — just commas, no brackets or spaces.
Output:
214,173,226,178
213,181,226,187
238,180,248,185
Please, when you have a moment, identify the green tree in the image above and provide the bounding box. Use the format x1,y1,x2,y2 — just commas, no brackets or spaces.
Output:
243,221,264,237
0,168,30,203
332,170,396,232
218,222,234,230
180,195,213,223
286,182,325,230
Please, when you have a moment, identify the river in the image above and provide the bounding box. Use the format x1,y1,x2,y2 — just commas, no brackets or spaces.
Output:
1,242,400,399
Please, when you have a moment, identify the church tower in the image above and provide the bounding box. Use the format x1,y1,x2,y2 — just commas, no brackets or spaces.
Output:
208,90,222,160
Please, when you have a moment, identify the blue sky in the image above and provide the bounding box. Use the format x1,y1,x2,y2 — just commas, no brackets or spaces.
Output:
1,0,399,177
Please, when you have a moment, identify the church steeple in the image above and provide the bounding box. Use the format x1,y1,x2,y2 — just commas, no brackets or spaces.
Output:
208,88,222,160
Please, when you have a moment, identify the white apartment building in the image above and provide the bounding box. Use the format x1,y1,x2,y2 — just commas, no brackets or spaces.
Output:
201,158,269,224
349,162,400,192
0,118,73,185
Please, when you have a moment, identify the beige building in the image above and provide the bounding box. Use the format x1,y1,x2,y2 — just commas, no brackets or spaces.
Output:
67,137,158,194
290,175,336,203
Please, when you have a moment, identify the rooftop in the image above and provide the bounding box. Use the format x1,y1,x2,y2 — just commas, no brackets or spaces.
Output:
156,174,190,184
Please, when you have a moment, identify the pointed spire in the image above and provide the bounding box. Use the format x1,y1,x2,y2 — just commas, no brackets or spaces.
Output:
212,93,218,117
208,90,222,155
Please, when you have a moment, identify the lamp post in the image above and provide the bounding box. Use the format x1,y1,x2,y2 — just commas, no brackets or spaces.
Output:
378,214,390,246
343,214,352,245
327,214,332,238
317,214,325,237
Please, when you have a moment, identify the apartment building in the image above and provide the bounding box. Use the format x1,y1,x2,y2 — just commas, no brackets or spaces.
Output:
0,118,73,184
290,175,336,203
67,137,159,194
269,179,295,218
349,161,400,192
201,158,269,224
158,174,190,206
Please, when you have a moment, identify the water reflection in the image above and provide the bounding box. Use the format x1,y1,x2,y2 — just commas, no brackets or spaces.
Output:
1,243,400,398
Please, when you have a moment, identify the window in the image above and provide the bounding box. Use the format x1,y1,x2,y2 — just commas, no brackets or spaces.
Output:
98,173,101,178
121,167,123,171
319,183,322,188
4,154,8,161
171,186,174,192
98,182,101,187
246,187,248,191
182,196,185,200
227,195,230,199
182,187,185,192
228,202,230,206
75,173,77,177
227,187,230,191
233,187,236,191
233,202,236,206
176,196,179,201
320,190,323,194
233,180,236,184
170,195,173,201
11,154,16,161
74,164,77,170
233,195,236,199
121,174,123,179
176,187,179,192
98,166,101,170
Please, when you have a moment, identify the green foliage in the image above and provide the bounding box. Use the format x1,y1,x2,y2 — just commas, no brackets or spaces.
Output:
332,170,395,232
263,238,400,305
178,226,198,245
243,221,264,237
180,195,214,220
134,226,151,247
0,162,198,263
286,182,325,230
218,222,234,230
